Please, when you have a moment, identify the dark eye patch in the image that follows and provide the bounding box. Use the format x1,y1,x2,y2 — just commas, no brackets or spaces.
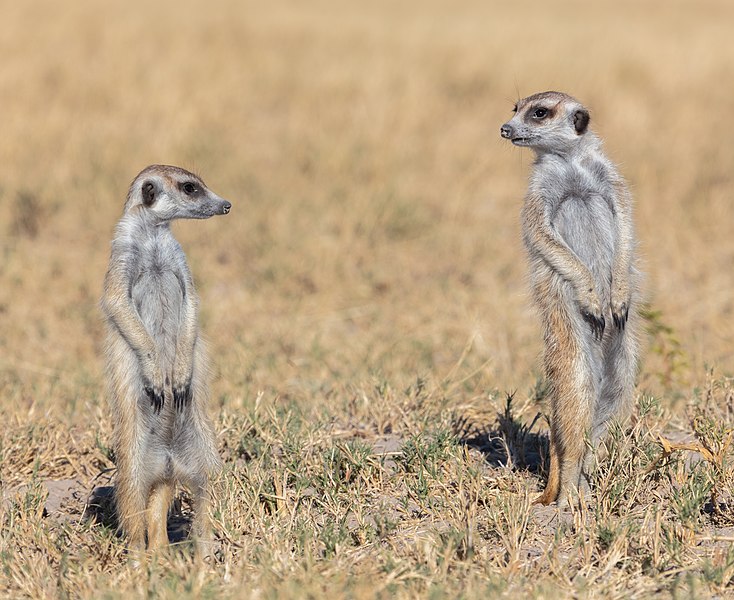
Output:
523,104,555,123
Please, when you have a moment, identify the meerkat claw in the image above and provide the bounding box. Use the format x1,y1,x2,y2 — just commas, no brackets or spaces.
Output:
173,384,193,411
145,386,164,414
582,310,605,341
612,302,629,331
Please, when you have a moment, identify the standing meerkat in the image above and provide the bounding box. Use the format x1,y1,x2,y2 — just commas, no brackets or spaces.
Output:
500,92,640,506
101,165,231,557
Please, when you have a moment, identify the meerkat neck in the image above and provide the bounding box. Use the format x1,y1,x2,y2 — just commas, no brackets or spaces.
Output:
130,205,173,228
534,132,602,162
115,209,172,244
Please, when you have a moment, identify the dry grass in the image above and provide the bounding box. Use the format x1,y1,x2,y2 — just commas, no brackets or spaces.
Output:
1,0,734,597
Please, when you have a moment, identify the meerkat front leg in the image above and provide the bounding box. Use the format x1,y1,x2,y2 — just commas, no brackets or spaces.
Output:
102,262,166,412
609,181,635,330
172,269,199,411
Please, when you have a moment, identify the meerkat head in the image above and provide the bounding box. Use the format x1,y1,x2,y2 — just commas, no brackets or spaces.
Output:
500,91,591,154
124,165,232,222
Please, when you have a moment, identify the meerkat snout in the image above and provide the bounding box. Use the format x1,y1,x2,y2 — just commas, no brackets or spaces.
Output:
500,124,514,139
222,202,231,214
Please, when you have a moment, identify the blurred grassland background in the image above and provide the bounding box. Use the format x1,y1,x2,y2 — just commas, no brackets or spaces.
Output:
1,0,734,597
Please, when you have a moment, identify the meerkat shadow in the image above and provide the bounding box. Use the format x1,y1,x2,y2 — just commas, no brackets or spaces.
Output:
84,484,192,545
454,393,549,475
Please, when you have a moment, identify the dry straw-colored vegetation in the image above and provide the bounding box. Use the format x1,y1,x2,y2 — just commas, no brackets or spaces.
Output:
1,0,734,597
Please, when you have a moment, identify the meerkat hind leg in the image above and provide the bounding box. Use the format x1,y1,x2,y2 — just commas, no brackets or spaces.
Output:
535,430,561,505
584,325,638,488
115,474,148,562
545,310,597,508
557,370,598,507
593,327,638,445
147,482,174,550
185,473,214,560
113,408,150,558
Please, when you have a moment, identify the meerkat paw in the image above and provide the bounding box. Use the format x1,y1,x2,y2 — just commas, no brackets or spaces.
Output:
611,298,630,330
533,489,558,506
143,364,166,414
144,385,165,414
173,381,193,411
611,281,631,330
611,302,629,330
172,360,194,411
578,289,605,341
581,310,605,341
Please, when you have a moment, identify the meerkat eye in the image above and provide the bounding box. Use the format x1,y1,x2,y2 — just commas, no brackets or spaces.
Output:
182,182,197,195
533,107,548,119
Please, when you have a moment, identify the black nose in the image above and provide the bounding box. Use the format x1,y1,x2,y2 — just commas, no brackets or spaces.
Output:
500,124,514,139
222,202,232,214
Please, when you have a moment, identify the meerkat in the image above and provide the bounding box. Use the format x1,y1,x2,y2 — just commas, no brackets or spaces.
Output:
500,91,640,506
101,165,231,557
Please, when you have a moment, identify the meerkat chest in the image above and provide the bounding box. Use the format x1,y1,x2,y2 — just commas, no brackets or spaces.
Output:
534,159,617,273
535,155,613,203
553,191,616,278
138,235,186,279
132,237,187,328
562,162,611,201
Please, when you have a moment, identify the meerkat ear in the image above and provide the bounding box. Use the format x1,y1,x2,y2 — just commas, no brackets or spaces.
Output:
142,181,157,206
573,109,590,135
